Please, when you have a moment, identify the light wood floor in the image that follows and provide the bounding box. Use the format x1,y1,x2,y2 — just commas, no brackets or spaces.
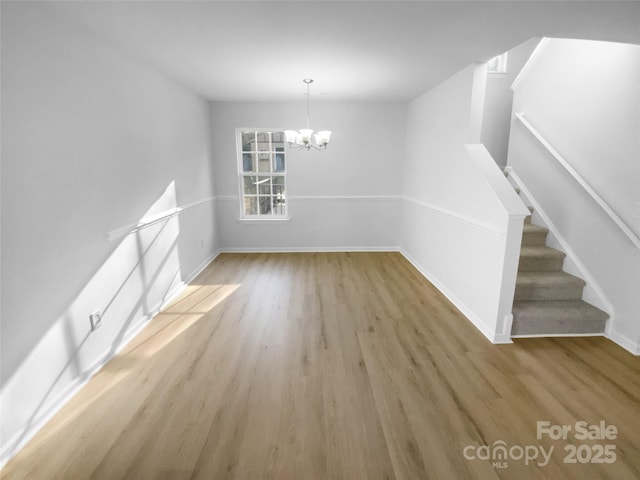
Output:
3,252,640,480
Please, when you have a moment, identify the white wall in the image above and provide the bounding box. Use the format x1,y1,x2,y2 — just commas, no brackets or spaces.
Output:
481,38,540,167
400,64,521,342
508,38,640,353
0,3,218,462
210,102,406,250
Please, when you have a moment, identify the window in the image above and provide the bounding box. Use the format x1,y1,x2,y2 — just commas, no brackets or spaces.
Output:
487,52,508,74
236,129,287,219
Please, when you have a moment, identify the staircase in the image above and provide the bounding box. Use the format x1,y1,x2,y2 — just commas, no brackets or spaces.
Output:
507,181,609,336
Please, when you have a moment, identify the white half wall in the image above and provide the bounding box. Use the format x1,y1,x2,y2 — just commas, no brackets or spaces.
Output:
507,38,640,353
210,102,406,250
1,3,218,463
401,64,517,343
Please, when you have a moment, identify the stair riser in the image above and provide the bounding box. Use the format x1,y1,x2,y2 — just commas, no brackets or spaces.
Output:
511,317,606,336
521,232,547,246
514,285,584,301
518,257,563,272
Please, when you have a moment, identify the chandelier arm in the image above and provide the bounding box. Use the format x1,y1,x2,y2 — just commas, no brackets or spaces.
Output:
286,141,326,151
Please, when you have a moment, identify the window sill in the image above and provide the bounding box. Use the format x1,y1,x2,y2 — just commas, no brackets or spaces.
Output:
238,217,291,224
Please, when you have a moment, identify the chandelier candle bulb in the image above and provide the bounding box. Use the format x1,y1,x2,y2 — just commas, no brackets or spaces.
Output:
299,129,313,143
315,131,331,146
284,130,298,143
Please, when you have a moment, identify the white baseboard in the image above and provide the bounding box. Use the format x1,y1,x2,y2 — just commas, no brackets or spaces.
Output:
399,249,512,345
511,333,604,338
151,249,223,315
605,329,640,356
0,248,221,471
219,246,401,253
491,332,514,344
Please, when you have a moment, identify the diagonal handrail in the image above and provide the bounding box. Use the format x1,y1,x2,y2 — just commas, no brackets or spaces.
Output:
515,112,640,250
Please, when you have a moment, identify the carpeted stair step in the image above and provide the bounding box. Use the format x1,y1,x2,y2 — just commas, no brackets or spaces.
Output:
511,300,608,335
523,206,534,224
515,271,585,301
522,223,548,245
518,246,565,272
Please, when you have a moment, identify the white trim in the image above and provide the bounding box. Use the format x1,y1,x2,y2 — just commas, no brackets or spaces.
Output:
515,113,640,250
605,329,640,356
399,248,512,345
506,168,614,315
288,195,402,200
181,249,221,287
107,196,215,242
0,249,221,470
220,246,401,253
237,217,291,224
217,194,401,201
0,317,151,469
510,37,548,91
401,195,506,237
511,333,605,338
500,313,515,341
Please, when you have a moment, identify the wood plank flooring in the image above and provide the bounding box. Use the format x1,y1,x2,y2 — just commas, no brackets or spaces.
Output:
2,252,639,479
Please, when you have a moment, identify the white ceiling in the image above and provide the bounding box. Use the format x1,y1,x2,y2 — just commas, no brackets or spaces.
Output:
43,1,640,102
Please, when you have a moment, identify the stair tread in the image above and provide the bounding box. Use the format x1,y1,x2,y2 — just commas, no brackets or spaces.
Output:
513,300,609,321
516,271,585,288
520,246,566,258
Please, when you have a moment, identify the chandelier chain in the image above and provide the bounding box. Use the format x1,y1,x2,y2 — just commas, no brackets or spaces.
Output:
305,79,311,129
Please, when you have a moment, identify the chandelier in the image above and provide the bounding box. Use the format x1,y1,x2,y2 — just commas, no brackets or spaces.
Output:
285,79,331,150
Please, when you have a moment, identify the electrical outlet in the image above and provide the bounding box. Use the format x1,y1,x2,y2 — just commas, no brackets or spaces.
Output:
89,309,102,331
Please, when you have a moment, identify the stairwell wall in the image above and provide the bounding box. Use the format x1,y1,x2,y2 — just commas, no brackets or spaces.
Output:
507,38,640,353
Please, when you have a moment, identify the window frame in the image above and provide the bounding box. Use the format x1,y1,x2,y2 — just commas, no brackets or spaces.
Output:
487,52,508,77
235,128,290,222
